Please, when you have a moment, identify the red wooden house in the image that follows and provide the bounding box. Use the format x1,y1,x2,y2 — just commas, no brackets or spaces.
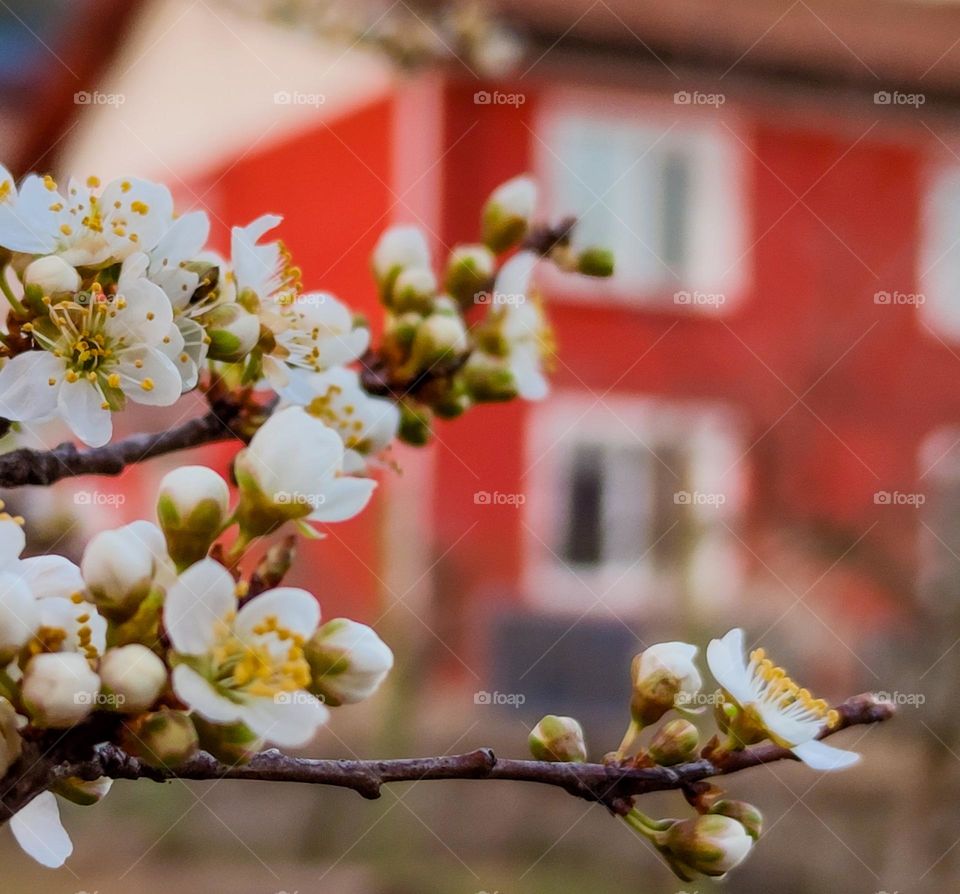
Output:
39,0,960,700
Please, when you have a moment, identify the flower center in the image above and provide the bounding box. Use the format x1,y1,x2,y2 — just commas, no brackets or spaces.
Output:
749,648,839,728
211,614,311,699
305,385,369,451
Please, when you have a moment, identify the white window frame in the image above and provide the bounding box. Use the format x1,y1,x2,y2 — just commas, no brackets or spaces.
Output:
523,392,746,615
920,162,960,340
533,88,751,313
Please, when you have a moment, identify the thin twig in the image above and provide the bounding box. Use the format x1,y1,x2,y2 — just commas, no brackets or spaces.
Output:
4,692,891,824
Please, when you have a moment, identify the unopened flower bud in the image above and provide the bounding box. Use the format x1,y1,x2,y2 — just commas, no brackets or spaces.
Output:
0,696,21,777
529,715,587,762
203,303,261,362
630,642,701,726
482,176,537,253
397,400,432,446
52,776,112,806
193,716,262,765
462,354,517,402
22,652,100,728
576,246,615,278
708,800,763,841
372,226,430,297
81,521,165,621
122,709,199,769
648,718,699,766
445,244,495,307
305,619,394,706
392,267,437,314
658,814,753,879
157,465,231,570
407,311,468,373
24,255,80,295
99,644,167,713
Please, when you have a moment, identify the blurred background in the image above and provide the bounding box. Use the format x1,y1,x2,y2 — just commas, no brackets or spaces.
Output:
1,0,957,890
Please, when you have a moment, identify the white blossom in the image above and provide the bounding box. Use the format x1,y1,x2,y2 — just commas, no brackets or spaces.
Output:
164,558,328,747
282,367,399,473
706,628,858,771
21,652,100,728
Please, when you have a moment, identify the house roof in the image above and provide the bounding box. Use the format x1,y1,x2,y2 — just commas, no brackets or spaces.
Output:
495,0,960,102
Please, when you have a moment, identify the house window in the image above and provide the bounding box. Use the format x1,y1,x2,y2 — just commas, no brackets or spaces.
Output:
536,98,749,308
525,394,745,614
919,428,960,602
920,166,960,339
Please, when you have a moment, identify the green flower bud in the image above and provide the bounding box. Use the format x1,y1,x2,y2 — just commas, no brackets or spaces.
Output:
528,715,587,762
305,619,394,706
203,303,260,362
658,814,753,879
193,716,262,765
482,176,537,253
157,465,231,570
576,246,615,278
630,642,701,726
445,244,495,307
392,267,437,314
52,776,112,806
709,800,763,841
648,718,699,766
462,355,518,403
406,311,468,374
398,401,432,446
122,709,199,769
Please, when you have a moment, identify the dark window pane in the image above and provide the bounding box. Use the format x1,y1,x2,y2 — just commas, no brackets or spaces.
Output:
563,444,604,564
659,149,690,273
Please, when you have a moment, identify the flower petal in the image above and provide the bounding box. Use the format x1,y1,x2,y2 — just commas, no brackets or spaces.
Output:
163,559,236,655
235,587,321,642
239,692,328,748
790,739,860,771
308,477,377,523
0,518,25,565
18,556,84,600
0,352,63,422
10,792,73,868
117,347,182,407
172,664,243,724
57,377,112,447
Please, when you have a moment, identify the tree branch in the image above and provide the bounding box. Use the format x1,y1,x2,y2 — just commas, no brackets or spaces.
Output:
0,398,247,489
2,693,891,823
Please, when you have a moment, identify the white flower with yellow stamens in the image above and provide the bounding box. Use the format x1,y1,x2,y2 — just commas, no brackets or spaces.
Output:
229,216,368,385
281,367,399,473
163,558,328,748
706,628,858,771
0,252,182,446
0,173,174,266
0,514,105,661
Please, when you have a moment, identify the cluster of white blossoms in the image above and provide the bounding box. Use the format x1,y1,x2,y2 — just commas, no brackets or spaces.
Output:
0,455,395,867
0,167,613,870
528,630,858,882
0,168,611,452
